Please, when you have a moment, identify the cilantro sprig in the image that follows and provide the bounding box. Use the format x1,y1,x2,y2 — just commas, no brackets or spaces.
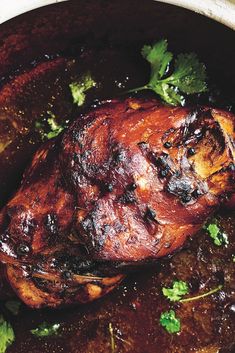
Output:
35,111,65,140
69,72,96,107
162,280,223,304
129,39,207,105
35,73,96,141
160,280,223,334
159,310,181,334
206,222,229,246
162,280,189,302
0,315,15,353
30,322,60,338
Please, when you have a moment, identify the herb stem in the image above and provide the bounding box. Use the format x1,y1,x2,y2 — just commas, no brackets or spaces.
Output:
180,285,223,303
109,322,116,353
127,85,149,93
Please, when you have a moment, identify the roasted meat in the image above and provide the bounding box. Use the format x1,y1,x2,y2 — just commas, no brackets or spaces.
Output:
0,98,234,308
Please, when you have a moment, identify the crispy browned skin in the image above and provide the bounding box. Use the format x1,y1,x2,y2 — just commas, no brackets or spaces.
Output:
0,98,234,308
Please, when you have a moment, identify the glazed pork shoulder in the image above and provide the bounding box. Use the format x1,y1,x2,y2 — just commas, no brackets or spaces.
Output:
0,98,234,308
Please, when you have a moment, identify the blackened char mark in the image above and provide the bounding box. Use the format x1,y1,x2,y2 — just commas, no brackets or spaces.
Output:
138,142,173,179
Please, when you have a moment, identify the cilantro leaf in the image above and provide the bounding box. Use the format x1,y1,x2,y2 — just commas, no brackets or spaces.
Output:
159,310,181,334
0,315,15,353
141,39,173,81
129,39,207,105
5,300,21,316
162,280,189,302
30,322,60,338
69,72,96,106
46,116,64,139
207,223,220,245
164,53,207,94
35,112,65,140
153,83,184,106
206,223,229,246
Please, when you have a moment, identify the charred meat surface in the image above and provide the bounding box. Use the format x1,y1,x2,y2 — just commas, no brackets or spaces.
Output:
0,98,234,308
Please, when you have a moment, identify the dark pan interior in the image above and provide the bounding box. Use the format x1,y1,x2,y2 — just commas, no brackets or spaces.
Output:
0,0,235,80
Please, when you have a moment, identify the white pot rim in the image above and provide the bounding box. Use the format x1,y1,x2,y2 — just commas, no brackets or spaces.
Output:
0,0,234,30
160,0,235,30
0,0,67,24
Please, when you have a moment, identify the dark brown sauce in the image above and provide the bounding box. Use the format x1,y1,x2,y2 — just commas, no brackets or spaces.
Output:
1,212,234,353
0,34,234,353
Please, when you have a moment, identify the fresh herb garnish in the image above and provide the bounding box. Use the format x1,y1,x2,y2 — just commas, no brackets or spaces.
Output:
129,39,207,105
162,280,189,302
206,222,229,246
35,111,65,140
108,323,132,351
5,300,21,316
0,315,15,353
35,73,96,140
159,310,181,334
162,280,223,303
69,72,96,106
30,322,60,338
108,323,116,353
180,285,223,303
46,116,64,139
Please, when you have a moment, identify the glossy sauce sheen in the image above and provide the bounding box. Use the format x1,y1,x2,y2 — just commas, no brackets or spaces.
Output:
0,42,234,352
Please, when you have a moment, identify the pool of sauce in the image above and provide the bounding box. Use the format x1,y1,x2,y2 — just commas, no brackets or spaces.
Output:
0,41,234,353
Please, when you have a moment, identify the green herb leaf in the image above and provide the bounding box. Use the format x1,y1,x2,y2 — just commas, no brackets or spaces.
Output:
159,310,181,334
0,315,15,353
35,112,65,140
5,300,21,316
30,322,60,338
165,53,207,94
162,280,189,302
206,223,229,246
129,39,207,105
46,116,64,139
141,40,173,81
69,72,96,106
